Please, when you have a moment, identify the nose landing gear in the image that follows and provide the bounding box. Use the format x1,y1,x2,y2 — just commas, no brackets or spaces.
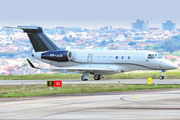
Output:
159,70,165,80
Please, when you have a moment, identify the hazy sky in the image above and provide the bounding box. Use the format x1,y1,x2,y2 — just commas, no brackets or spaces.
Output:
0,0,180,29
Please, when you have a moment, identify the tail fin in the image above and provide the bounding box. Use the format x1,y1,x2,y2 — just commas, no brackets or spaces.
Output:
4,26,60,52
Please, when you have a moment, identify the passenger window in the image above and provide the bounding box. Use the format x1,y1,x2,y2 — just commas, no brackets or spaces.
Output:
103,56,106,59
115,56,118,59
122,56,124,59
97,56,100,59
109,56,112,59
128,56,130,60
148,54,155,59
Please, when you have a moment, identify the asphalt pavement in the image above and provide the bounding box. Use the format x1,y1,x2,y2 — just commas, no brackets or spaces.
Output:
0,79,180,85
0,88,180,119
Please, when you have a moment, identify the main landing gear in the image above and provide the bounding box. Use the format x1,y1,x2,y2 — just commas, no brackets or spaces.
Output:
159,70,165,80
94,75,101,80
81,75,88,81
81,73,103,81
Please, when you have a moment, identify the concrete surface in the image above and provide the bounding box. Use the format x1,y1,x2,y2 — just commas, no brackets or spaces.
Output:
0,88,180,119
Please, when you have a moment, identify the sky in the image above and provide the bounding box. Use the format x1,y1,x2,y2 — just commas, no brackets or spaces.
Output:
0,0,180,29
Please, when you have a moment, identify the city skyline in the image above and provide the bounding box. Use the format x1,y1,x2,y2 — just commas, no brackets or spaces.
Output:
0,0,180,29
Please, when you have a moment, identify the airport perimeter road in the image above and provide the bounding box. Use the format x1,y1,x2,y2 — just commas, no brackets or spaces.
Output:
0,89,180,119
0,79,180,85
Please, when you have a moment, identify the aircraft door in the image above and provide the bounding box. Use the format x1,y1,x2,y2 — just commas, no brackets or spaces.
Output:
159,61,162,69
87,54,92,64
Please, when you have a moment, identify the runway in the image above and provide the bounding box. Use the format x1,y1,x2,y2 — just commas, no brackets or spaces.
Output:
0,88,180,119
0,79,180,85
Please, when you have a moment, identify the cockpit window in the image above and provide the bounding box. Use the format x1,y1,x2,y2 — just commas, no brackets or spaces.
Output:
148,54,164,59
155,54,163,59
148,54,155,59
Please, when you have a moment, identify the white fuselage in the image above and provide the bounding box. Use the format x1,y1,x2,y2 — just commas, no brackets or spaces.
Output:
33,50,178,75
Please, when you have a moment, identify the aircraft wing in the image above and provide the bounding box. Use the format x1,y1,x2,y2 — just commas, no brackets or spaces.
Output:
27,59,115,72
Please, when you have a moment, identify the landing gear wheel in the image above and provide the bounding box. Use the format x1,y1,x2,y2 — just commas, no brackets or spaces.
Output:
159,70,165,80
94,75,100,80
159,76,164,80
81,75,88,81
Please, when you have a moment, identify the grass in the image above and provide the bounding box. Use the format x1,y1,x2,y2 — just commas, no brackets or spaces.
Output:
0,71,180,80
0,84,180,97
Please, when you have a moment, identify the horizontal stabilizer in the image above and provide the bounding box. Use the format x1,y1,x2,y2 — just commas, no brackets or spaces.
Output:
4,26,39,30
27,59,40,69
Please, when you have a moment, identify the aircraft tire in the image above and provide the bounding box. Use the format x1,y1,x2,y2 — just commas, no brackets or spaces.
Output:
159,76,164,80
94,75,100,80
81,75,88,81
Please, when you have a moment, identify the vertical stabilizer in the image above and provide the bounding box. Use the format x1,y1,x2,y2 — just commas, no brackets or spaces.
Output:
4,26,60,52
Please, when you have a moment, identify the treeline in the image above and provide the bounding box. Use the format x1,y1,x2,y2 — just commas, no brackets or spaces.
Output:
145,35,180,54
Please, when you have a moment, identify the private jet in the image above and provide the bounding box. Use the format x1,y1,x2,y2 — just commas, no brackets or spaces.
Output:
4,26,178,81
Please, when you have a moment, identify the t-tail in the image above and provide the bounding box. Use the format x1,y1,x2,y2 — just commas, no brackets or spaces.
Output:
4,26,60,52
4,26,72,62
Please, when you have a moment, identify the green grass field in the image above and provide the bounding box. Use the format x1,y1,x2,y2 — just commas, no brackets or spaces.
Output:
1,84,180,97
0,71,180,80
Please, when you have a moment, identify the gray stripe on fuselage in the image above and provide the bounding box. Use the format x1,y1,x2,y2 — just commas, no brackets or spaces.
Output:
70,60,159,70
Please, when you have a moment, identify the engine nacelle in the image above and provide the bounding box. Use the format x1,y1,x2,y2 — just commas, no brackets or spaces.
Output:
41,50,72,62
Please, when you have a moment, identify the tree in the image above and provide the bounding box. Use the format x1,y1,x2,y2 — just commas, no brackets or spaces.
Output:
143,35,180,54
134,36,143,40
164,38,178,54
69,35,72,38
145,45,154,51
63,36,68,41
153,45,161,50
171,58,176,62
63,36,70,42
108,39,114,43
156,49,165,55
101,40,107,45
135,33,140,36
61,30,66,35
124,33,128,37
128,42,136,46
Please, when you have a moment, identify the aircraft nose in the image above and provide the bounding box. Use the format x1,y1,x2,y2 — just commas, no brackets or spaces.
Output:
161,61,178,69
172,64,178,69
168,62,178,69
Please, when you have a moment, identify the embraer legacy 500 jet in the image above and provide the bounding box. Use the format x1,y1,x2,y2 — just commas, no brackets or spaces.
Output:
5,26,178,81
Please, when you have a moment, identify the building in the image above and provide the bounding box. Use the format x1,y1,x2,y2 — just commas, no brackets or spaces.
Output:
132,19,149,30
162,20,176,31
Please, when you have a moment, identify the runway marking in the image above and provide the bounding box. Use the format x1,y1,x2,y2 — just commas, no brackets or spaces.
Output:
134,95,180,104
134,95,154,101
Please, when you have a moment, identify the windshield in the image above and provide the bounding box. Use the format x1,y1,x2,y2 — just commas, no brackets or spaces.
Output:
148,54,155,59
155,54,163,59
148,54,164,59
148,54,163,59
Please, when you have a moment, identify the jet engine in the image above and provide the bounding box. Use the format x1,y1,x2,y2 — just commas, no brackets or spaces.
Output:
41,50,72,62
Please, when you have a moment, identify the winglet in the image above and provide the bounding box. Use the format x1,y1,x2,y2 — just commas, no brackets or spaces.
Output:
27,59,40,69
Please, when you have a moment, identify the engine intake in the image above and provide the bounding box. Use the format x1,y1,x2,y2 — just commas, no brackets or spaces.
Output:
41,50,72,62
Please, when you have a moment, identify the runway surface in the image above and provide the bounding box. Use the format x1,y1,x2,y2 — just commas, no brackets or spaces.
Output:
0,88,180,119
0,79,180,85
